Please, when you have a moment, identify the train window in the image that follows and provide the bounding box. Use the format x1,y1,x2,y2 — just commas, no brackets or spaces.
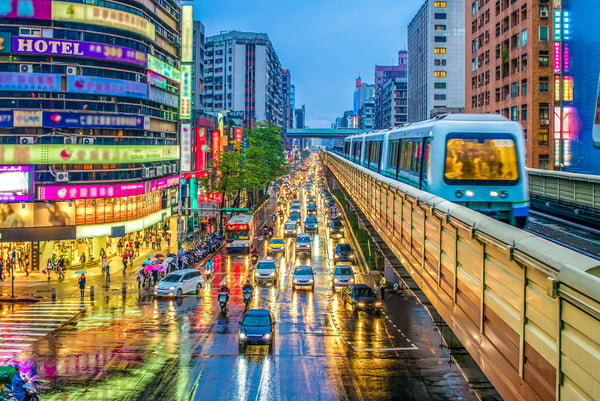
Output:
389,140,399,170
444,136,519,183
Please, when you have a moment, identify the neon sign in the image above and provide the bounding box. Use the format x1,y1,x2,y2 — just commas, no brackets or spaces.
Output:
147,55,180,83
180,64,192,119
553,42,561,74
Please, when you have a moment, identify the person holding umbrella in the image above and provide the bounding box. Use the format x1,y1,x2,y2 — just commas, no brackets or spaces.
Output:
78,272,86,298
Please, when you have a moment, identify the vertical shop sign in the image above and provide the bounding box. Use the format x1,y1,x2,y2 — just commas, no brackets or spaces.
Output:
212,130,221,162
180,64,192,120
196,127,207,170
180,122,192,171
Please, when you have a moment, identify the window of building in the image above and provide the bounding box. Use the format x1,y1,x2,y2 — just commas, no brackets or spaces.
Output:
434,36,447,42
434,71,447,77
435,24,447,30
434,94,447,100
434,59,447,66
539,103,549,119
538,129,549,145
511,34,519,50
472,58,478,71
521,53,528,71
521,79,528,95
435,2,447,8
434,82,447,89
539,50,549,67
521,29,527,46
521,4,527,20
434,13,447,19
472,1,478,14
434,47,447,54
511,82,519,97
538,154,549,170
539,26,549,41
539,76,549,92
521,104,528,120
511,106,519,121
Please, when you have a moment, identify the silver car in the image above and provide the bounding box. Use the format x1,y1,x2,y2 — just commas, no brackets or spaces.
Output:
332,264,355,288
154,269,204,297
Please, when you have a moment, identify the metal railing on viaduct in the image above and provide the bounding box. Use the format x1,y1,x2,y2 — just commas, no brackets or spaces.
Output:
321,150,600,401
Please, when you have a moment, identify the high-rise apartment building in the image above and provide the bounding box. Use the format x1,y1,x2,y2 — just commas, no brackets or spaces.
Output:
466,0,554,169
192,20,206,117
408,0,465,122
203,31,283,129
375,51,409,128
295,105,306,129
354,77,375,129
359,100,375,130
281,69,294,131
0,0,181,270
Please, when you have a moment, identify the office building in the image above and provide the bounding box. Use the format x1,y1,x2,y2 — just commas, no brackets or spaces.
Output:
295,105,306,129
408,0,465,122
466,0,554,169
375,51,409,128
281,69,293,132
192,20,206,117
0,0,182,269
203,31,283,129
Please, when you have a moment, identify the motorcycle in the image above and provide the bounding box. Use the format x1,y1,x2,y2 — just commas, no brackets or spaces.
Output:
243,289,252,308
250,254,258,266
218,293,228,312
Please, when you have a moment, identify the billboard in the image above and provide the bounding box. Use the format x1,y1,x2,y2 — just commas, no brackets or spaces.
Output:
148,71,167,89
67,75,148,99
180,122,192,171
198,193,223,203
147,55,181,83
181,6,193,63
40,182,146,201
14,110,42,127
52,2,155,40
12,37,147,66
180,64,192,120
0,202,74,229
0,72,61,91
0,166,32,201
43,111,148,129
0,145,179,165
0,111,12,127
0,0,52,19
196,127,207,170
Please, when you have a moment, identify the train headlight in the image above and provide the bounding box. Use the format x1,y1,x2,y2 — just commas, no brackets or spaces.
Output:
490,191,499,197
465,190,474,197
455,190,464,198
499,190,509,199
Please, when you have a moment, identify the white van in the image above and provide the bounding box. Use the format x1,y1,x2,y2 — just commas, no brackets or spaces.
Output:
284,220,298,237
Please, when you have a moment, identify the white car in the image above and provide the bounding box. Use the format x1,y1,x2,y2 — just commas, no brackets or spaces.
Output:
284,221,298,237
295,233,311,254
255,259,278,285
332,264,355,288
154,269,204,297
292,265,315,290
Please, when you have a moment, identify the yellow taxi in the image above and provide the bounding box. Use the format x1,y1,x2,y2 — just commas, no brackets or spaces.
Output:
267,237,286,255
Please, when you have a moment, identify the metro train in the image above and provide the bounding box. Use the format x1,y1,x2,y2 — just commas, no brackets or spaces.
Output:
342,114,529,227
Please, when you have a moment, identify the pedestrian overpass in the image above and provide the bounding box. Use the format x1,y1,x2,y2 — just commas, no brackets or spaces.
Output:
285,128,369,139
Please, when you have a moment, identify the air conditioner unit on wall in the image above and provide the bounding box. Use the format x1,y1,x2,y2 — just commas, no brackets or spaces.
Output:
541,119,550,126
66,66,78,75
82,138,94,145
64,137,77,144
20,64,33,73
20,137,34,144
56,171,69,182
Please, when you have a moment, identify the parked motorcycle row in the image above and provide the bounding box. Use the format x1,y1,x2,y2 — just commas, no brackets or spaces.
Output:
178,234,223,271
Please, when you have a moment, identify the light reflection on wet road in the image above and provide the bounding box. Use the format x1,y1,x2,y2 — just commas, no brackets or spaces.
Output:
6,187,478,401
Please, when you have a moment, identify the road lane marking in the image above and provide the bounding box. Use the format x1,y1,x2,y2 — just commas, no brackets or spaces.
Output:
351,346,419,352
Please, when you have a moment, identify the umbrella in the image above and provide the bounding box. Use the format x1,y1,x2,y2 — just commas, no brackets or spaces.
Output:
142,260,153,265
155,253,164,258
146,254,156,258
150,258,158,262
143,265,153,273
74,270,87,275
151,264,163,271
136,267,145,274
122,253,131,257
167,253,176,258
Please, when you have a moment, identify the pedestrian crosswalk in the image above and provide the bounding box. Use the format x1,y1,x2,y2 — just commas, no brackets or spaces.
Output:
0,301,88,363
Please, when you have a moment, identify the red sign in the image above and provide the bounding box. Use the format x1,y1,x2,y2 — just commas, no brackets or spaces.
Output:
198,192,222,203
212,130,221,161
181,170,209,180
226,223,249,231
196,127,207,170
235,128,243,142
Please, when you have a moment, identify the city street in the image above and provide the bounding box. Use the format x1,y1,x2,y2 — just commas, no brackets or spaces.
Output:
0,186,478,401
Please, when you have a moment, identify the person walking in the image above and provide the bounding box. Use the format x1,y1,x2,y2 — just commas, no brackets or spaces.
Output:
137,271,143,290
46,258,53,281
166,233,171,248
117,239,123,255
78,273,86,298
57,264,64,280
80,253,86,266
0,259,4,282
105,262,111,284
122,256,128,274
379,273,387,301
134,239,140,257
24,256,30,277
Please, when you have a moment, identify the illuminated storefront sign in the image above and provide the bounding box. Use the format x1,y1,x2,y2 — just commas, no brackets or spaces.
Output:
0,202,74,229
0,166,32,201
14,111,42,127
76,208,171,239
40,175,179,201
180,64,192,119
563,76,573,101
147,55,180,83
181,5,193,63
0,145,179,165
553,9,562,41
0,72,61,91
553,42,561,74
212,130,221,161
67,75,148,99
554,75,561,101
198,192,223,203
148,71,167,89
0,0,51,19
0,111,12,127
0,32,12,53
235,128,243,142
180,122,192,171
148,87,179,107
196,127,207,170
43,111,148,129
563,43,570,73
12,37,147,66
52,2,155,40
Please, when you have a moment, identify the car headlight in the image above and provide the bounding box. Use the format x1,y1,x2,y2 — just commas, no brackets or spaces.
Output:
168,287,175,290
263,333,271,340
349,278,354,283
334,278,339,283
308,279,314,283
293,279,299,284
465,190,474,197
490,190,499,197
239,332,246,339
358,302,365,307
375,301,382,307
269,272,276,277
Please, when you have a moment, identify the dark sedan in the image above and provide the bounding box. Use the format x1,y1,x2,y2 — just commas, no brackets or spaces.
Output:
342,284,382,313
238,309,276,349
334,243,354,262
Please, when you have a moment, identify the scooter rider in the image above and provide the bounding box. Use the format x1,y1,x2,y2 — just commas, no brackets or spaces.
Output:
243,279,253,293
219,283,230,298
242,280,253,307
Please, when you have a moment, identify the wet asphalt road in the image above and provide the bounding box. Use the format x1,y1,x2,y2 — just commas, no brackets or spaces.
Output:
1,188,478,401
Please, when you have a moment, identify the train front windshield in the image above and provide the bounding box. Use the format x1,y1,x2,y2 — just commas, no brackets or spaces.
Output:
444,136,519,184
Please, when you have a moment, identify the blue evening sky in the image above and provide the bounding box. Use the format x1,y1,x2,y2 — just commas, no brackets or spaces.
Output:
193,0,421,128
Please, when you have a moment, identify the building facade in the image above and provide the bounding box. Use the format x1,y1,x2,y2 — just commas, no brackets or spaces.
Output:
203,31,283,129
375,51,409,129
281,69,293,131
0,0,181,270
295,105,306,129
466,0,554,169
192,20,206,117
408,0,465,122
